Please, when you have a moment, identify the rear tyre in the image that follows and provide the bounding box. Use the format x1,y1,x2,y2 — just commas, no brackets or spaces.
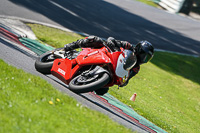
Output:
35,48,64,74
69,72,110,93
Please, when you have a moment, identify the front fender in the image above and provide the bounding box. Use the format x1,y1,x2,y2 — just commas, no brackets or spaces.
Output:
88,66,111,77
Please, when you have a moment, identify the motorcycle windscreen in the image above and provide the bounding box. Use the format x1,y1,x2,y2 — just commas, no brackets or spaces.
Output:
123,50,137,71
115,54,129,78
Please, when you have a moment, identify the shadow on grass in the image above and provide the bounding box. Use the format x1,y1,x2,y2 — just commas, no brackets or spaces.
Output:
151,51,200,85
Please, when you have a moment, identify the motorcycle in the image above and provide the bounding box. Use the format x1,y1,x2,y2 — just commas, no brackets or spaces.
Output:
35,43,135,93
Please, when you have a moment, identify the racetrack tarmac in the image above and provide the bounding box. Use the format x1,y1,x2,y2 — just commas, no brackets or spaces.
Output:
0,0,200,56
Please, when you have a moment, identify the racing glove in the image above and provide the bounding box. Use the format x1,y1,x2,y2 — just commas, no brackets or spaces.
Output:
121,41,134,51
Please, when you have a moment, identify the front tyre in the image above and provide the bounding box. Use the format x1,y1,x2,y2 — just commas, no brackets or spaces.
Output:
69,72,110,93
35,48,64,74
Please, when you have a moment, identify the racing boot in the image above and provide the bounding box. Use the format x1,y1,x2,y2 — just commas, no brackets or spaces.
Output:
84,36,104,48
64,36,104,51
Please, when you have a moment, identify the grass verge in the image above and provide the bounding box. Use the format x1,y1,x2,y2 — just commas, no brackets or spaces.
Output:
27,24,83,48
0,59,133,133
136,0,158,7
27,23,200,133
110,52,200,133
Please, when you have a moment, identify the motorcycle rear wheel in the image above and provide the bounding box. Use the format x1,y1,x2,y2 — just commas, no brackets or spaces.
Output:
35,48,64,74
69,72,110,93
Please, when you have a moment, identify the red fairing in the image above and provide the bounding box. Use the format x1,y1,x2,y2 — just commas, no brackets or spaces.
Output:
51,46,128,86
76,47,111,66
51,58,74,84
106,51,122,71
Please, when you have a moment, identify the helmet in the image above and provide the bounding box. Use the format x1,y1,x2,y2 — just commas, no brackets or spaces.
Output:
135,41,154,64
123,50,137,71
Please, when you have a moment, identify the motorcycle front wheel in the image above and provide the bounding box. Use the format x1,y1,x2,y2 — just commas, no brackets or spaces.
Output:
35,48,64,74
69,72,110,93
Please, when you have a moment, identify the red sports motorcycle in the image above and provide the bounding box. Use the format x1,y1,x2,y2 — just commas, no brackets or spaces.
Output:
35,43,135,93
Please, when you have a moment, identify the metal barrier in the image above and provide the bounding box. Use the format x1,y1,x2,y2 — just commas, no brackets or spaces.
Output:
159,0,185,13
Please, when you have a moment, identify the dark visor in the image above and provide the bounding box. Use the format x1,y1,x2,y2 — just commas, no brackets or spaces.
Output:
140,50,153,63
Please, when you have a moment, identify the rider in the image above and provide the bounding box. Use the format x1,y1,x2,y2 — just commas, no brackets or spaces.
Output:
64,36,154,95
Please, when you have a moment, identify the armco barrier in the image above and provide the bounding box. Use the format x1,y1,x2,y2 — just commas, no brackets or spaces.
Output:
159,0,185,13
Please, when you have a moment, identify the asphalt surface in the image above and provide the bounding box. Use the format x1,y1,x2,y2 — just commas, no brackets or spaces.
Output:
0,0,200,56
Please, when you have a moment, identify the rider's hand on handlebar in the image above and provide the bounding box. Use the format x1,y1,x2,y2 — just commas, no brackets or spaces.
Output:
122,41,134,51
129,44,135,51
